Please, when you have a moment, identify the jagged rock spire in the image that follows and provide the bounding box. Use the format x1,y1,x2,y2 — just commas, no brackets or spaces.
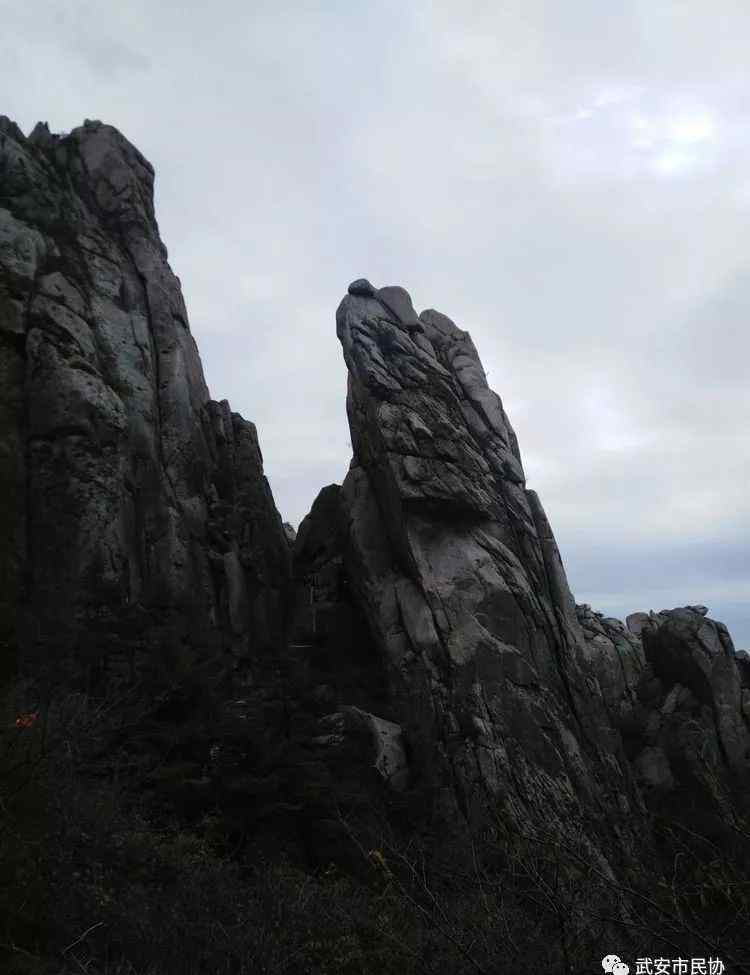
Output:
0,118,290,681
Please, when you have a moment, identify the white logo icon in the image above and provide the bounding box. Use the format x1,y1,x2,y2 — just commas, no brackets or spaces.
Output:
603,956,630,975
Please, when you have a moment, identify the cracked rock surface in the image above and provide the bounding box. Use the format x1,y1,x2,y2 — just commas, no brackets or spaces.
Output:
334,279,750,861
0,117,290,682
2,118,749,875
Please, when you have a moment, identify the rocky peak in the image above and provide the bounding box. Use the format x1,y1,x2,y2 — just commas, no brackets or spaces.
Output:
2,124,750,960
64,119,161,242
331,277,750,854
0,118,290,687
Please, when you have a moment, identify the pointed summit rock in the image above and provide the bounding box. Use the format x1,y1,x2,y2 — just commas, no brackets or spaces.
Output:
3,120,749,903
335,282,641,847
0,119,290,683
334,280,750,855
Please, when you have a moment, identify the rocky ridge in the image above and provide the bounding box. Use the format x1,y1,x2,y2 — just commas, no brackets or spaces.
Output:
1,118,749,880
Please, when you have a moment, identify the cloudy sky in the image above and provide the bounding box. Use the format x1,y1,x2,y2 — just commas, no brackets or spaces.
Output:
4,1,749,646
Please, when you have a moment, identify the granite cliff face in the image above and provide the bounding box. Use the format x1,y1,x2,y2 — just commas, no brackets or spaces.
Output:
326,280,750,858
0,117,290,689
2,119,749,879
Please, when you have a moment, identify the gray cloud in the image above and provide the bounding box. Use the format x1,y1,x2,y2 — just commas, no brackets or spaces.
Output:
3,0,748,645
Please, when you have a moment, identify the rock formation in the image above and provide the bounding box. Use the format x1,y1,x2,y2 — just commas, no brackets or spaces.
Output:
2,118,749,886
329,279,750,866
0,116,290,690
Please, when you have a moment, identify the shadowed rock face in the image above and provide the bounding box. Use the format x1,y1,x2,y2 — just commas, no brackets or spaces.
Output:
2,118,749,876
634,609,750,810
334,279,750,853
336,281,640,850
579,605,750,818
0,117,290,684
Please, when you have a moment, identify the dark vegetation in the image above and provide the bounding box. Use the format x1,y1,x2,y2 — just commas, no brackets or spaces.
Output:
2,663,750,975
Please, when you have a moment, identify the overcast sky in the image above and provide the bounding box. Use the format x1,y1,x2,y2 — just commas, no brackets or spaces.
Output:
4,1,749,646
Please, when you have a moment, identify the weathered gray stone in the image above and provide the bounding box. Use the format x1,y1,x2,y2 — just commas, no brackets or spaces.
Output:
4,118,750,899
317,706,409,791
737,650,750,689
0,119,290,683
331,278,750,880
347,278,375,297
626,611,651,636
641,607,750,783
335,280,648,860
576,604,645,723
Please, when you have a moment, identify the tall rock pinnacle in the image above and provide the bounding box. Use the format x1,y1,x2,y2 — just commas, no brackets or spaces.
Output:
0,118,290,684
333,277,750,855
2,120,749,904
